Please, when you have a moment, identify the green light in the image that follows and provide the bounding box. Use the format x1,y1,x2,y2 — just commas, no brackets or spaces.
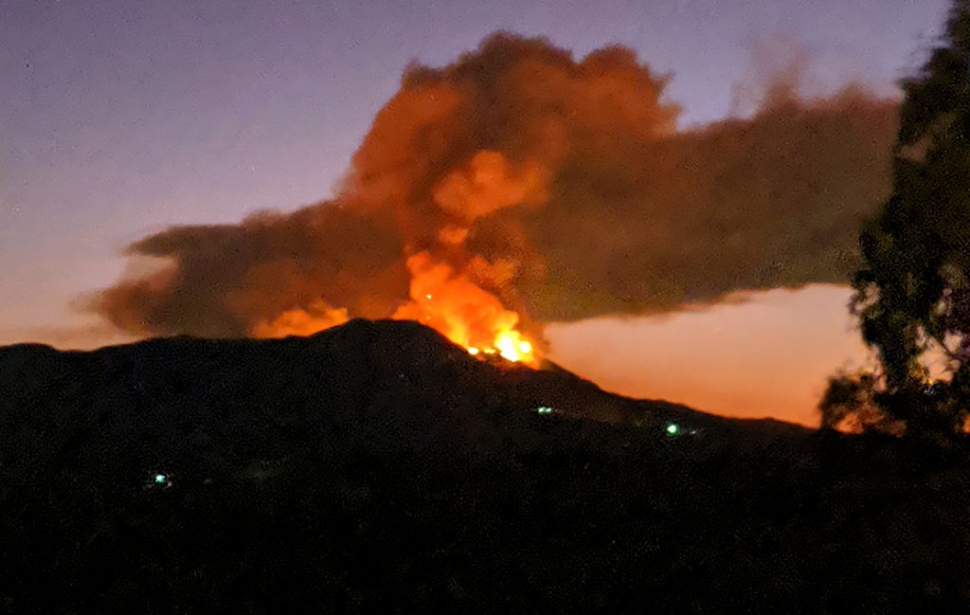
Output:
666,423,679,435
154,474,167,484
536,406,553,415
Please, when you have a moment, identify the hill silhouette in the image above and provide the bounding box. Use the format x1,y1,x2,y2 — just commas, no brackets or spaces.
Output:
2,319,969,613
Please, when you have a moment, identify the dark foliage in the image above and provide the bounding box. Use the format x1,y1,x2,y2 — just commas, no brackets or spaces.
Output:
828,0,970,434
2,319,970,613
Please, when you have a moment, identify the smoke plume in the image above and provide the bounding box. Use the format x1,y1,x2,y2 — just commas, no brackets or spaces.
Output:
92,33,898,341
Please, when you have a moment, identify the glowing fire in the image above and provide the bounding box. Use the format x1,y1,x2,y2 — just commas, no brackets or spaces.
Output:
467,332,534,362
392,252,538,366
252,300,349,339
495,331,534,362
252,252,538,367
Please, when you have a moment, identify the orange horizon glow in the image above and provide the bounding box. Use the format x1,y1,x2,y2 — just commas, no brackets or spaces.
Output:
543,285,874,428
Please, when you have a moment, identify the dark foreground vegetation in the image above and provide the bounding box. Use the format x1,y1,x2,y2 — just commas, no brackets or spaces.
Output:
819,0,970,436
2,319,970,614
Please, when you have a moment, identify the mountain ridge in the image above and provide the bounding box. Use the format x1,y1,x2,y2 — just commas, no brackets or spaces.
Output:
4,318,969,614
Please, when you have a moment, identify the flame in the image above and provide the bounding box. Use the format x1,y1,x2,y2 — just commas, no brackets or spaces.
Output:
392,252,538,366
495,330,534,362
252,301,349,338
250,253,539,367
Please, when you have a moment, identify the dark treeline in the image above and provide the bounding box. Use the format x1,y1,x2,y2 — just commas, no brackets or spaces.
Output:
820,0,970,436
2,320,970,614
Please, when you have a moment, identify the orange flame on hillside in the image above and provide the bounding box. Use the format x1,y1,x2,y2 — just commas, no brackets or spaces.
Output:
391,252,537,365
252,251,538,366
252,300,350,338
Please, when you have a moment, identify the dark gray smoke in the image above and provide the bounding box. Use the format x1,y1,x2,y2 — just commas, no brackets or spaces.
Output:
92,33,898,338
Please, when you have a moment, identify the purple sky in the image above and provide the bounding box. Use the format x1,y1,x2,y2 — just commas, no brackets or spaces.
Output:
0,0,953,422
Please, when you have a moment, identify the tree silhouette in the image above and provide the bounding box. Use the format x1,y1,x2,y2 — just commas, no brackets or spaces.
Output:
821,0,970,435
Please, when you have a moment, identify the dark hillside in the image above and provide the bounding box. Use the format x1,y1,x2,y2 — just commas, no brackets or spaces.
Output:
1,319,968,613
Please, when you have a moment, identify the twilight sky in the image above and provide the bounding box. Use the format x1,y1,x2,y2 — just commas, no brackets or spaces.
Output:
0,0,952,426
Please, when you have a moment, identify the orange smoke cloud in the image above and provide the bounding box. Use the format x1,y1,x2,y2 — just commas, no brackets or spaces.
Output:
90,32,898,356
432,151,549,221
252,301,349,339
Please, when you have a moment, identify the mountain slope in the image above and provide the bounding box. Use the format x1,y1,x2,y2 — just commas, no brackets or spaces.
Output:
1,319,968,614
